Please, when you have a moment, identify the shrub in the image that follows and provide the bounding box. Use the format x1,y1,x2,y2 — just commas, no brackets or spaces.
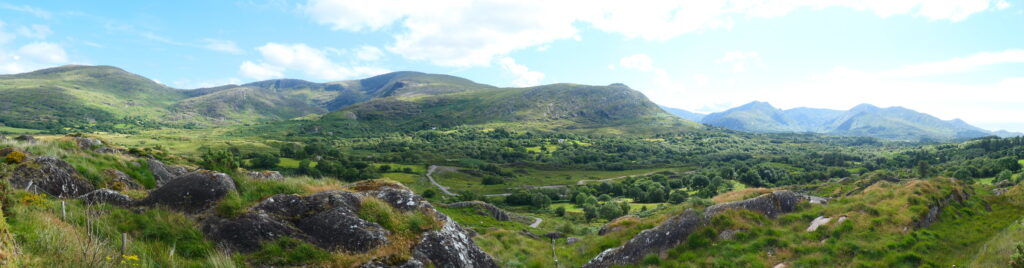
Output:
4,151,26,164
1012,242,1024,268
422,189,437,198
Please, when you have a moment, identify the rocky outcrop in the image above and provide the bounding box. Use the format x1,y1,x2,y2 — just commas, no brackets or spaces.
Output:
298,207,390,252
201,213,305,252
914,188,970,229
584,191,819,268
9,156,96,198
413,217,499,268
78,188,133,207
704,191,807,219
247,170,284,180
147,159,189,186
201,180,498,267
75,137,103,150
138,171,236,213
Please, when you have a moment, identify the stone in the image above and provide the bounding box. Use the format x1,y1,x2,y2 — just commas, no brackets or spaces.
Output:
247,170,284,181
412,217,499,268
567,237,582,245
147,159,189,186
201,213,305,253
806,216,832,232
138,171,236,213
78,188,133,207
297,207,389,253
9,156,95,198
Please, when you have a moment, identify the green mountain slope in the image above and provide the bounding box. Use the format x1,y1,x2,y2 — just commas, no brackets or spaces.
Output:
0,66,499,132
0,65,183,131
316,83,700,136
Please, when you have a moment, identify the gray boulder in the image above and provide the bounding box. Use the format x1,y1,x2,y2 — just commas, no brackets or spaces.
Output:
247,170,284,180
78,188,133,207
297,207,390,253
75,137,103,150
704,191,807,219
147,159,189,186
253,190,362,220
412,216,499,268
138,171,236,213
9,156,95,198
201,213,305,253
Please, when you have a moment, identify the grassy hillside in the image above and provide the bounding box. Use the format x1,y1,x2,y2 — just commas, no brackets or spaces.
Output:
316,83,700,136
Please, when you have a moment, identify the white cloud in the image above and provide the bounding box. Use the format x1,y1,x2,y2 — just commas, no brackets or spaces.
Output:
881,49,1024,78
0,42,69,74
619,54,656,72
355,45,384,61
0,3,52,19
995,0,1011,10
239,61,284,80
16,24,51,39
202,39,243,54
303,0,1004,67
240,43,389,81
617,53,688,102
717,51,761,72
498,57,544,87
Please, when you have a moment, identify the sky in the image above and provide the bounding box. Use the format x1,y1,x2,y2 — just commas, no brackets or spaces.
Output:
0,0,1022,132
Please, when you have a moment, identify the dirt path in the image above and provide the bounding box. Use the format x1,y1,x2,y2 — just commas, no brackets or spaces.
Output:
529,217,543,228
426,165,458,196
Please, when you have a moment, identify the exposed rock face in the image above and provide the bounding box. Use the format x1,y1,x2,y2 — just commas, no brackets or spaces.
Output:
914,188,970,229
138,171,236,213
147,159,189,186
201,213,305,253
298,207,390,252
584,191,818,268
995,180,1014,188
9,156,96,198
201,181,498,267
413,217,499,268
75,137,103,150
104,169,143,190
14,135,36,143
78,188,133,207
247,170,284,180
704,191,806,219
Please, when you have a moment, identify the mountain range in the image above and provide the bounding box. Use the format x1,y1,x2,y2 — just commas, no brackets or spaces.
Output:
0,65,696,135
663,101,1021,141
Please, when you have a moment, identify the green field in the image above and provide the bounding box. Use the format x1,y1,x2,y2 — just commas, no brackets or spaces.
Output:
277,157,317,169
0,126,44,134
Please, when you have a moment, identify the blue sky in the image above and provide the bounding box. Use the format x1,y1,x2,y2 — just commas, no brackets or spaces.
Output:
1,0,1022,131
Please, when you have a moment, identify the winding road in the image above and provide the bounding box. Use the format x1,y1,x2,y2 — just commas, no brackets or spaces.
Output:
426,165,458,196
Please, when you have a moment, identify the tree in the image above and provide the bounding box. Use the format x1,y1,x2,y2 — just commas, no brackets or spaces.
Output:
249,152,280,169
554,206,566,217
583,205,598,221
598,202,623,220
598,194,612,202
953,168,973,181
915,161,931,178
997,170,1013,182
199,150,240,173
668,190,689,204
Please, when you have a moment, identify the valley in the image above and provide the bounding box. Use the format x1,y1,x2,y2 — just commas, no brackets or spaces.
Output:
0,66,1022,267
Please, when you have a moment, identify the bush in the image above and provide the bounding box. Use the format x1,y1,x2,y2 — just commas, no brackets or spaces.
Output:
555,206,566,217
4,151,25,164
248,153,280,169
422,189,437,198
1012,242,1024,268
